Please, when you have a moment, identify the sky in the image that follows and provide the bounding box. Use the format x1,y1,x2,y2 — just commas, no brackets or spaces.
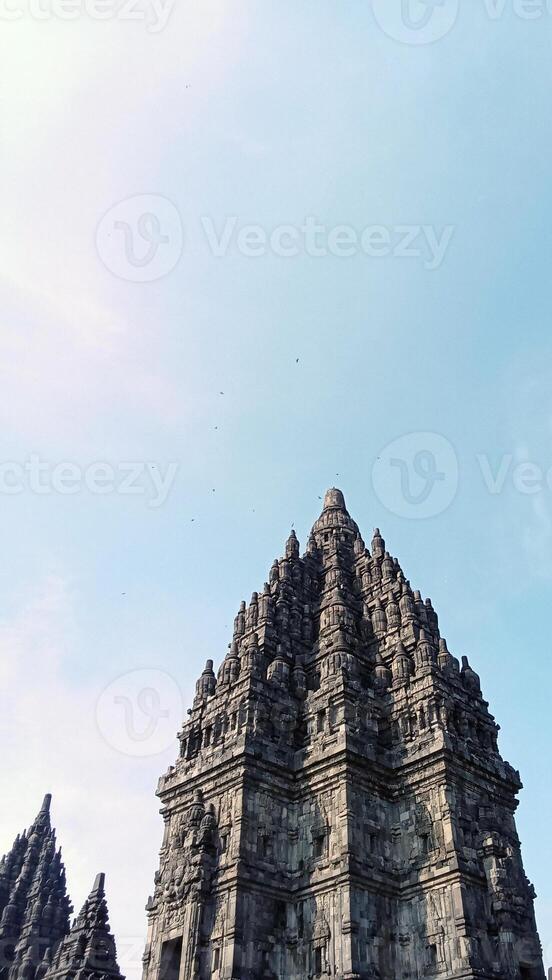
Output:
1,0,551,976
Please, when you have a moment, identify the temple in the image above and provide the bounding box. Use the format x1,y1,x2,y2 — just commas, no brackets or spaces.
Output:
142,489,544,979
0,796,122,980
2,491,545,979
40,873,122,980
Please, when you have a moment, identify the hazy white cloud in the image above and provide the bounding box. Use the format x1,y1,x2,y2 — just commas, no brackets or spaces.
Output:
0,0,246,447
0,272,184,446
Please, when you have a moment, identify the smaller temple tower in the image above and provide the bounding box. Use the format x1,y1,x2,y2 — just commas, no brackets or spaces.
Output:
0,798,123,980
40,873,123,980
0,795,72,980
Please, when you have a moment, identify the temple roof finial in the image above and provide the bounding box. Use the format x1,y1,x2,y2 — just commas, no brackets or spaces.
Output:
323,488,346,510
40,793,52,814
32,793,53,831
285,529,300,558
90,872,106,897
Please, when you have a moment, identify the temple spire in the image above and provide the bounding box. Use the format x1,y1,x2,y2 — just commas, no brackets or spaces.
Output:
0,796,72,980
42,874,123,980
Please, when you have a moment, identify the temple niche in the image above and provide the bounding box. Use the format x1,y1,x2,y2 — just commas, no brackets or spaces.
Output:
141,489,544,980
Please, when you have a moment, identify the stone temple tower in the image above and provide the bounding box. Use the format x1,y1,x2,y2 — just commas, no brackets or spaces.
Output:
0,796,122,980
40,872,123,980
142,490,544,980
0,795,72,980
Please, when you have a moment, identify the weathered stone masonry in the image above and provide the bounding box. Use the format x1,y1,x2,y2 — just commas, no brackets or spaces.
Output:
142,489,545,980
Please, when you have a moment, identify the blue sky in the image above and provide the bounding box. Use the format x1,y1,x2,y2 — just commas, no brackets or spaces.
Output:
1,0,551,974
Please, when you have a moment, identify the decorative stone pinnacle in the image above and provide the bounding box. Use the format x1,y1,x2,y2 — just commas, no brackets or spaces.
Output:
90,872,105,897
40,794,52,814
323,488,346,510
